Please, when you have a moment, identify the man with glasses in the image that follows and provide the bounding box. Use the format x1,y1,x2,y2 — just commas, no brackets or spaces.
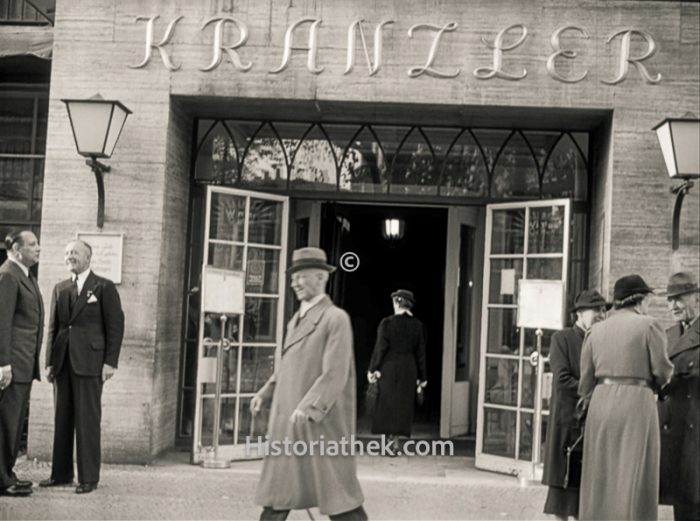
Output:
0,230,43,497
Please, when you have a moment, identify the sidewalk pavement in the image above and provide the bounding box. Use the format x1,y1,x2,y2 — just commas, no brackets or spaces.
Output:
1,452,674,520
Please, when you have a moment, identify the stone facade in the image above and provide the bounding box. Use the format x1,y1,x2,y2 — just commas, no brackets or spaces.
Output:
29,0,699,462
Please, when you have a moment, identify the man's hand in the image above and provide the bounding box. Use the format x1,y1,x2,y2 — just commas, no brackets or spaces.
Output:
250,395,264,416
46,366,55,383
0,367,12,390
102,364,116,383
290,409,309,424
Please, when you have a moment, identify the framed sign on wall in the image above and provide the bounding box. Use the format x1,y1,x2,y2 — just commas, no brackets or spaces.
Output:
76,232,124,284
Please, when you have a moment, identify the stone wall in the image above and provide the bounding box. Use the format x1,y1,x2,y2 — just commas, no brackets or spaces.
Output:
30,0,700,461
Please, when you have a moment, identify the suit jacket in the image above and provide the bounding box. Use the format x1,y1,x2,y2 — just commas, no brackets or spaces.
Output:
0,260,44,383
659,318,700,505
46,271,124,376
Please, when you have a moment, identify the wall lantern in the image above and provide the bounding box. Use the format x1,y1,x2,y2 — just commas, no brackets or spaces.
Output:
381,218,405,241
653,113,700,251
62,94,132,229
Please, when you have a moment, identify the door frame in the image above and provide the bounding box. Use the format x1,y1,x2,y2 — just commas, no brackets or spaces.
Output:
440,206,484,439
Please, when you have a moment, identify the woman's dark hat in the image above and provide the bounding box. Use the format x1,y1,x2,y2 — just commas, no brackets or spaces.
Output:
571,289,612,311
391,289,415,304
661,272,700,298
613,274,654,302
287,247,336,274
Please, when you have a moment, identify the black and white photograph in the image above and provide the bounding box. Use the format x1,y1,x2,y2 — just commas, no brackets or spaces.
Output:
1,0,699,519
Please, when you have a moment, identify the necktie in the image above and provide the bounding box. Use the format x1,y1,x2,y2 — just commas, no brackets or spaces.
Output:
69,277,79,312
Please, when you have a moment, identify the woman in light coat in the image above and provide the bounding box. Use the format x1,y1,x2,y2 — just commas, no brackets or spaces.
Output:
578,274,674,520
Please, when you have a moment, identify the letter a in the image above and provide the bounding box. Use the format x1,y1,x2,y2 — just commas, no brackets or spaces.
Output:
270,18,323,74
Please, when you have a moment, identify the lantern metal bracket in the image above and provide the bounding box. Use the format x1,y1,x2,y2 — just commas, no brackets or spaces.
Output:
670,179,694,252
86,157,111,229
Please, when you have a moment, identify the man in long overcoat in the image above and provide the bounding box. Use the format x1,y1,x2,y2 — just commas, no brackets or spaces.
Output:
251,247,366,521
542,290,609,520
0,231,43,497
659,272,700,521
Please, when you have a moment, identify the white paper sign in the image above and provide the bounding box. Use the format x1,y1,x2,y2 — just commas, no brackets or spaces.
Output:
203,266,245,314
517,279,565,330
500,268,516,295
76,232,123,284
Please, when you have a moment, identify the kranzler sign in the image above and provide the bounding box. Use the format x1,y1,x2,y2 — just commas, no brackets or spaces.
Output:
127,16,662,85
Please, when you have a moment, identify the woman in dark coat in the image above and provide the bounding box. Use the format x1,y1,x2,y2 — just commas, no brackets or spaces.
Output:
367,290,427,445
542,290,610,520
578,275,674,521
659,272,700,521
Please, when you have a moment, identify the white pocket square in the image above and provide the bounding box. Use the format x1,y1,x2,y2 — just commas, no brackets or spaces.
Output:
87,295,99,304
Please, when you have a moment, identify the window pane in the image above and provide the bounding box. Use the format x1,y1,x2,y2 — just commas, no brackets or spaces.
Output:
209,193,245,242
484,357,519,405
472,129,511,174
482,408,516,458
519,412,533,461
240,123,288,188
491,132,540,198
0,96,35,154
521,361,535,409
244,297,277,342
203,345,239,394
389,127,437,195
543,133,587,200
179,389,195,438
528,206,565,253
522,131,561,174
200,397,236,447
526,258,562,280
487,308,520,355
339,126,388,193
440,129,488,197
0,158,32,220
491,209,525,254
289,124,337,190
248,198,283,245
246,247,280,294
489,259,523,305
239,346,275,393
195,121,238,184
207,243,244,271
524,328,555,356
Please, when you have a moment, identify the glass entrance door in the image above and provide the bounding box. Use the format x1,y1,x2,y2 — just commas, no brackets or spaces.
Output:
475,199,570,476
192,186,289,462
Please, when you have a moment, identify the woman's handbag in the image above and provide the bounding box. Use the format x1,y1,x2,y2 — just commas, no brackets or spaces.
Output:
365,380,380,416
416,385,425,407
563,430,584,489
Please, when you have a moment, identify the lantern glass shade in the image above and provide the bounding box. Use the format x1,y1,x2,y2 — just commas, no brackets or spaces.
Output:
62,96,132,159
653,117,700,179
382,218,405,240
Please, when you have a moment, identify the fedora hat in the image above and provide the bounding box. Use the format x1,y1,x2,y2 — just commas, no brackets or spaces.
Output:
391,289,415,305
571,289,612,312
661,272,700,298
286,247,336,275
613,274,654,302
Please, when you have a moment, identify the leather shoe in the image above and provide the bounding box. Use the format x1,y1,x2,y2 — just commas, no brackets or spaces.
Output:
39,478,73,487
14,479,33,488
75,483,98,494
1,484,32,496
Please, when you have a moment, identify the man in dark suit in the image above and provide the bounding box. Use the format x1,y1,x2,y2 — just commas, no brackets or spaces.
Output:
542,289,610,520
659,272,700,521
0,230,43,497
39,239,124,494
